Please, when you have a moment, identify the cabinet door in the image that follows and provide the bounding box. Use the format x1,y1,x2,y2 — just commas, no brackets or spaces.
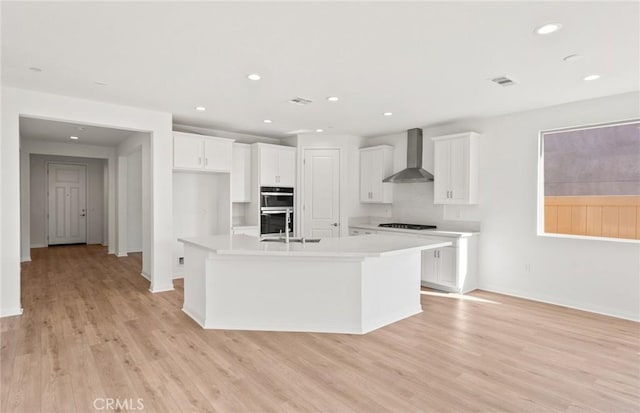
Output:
369,148,385,202
174,135,204,169
277,149,296,187
204,139,232,172
359,150,372,202
421,249,438,283
449,137,469,203
259,146,278,186
433,140,451,204
231,144,251,202
437,247,457,287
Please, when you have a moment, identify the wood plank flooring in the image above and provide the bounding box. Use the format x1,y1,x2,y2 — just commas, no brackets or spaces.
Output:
1,245,639,412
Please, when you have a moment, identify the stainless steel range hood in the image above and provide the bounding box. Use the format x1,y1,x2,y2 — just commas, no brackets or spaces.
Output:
382,128,434,183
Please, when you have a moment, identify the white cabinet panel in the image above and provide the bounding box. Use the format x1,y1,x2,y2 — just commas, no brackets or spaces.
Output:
173,132,234,173
437,246,457,286
204,138,232,172
174,135,204,169
257,144,296,187
421,249,438,283
277,149,296,187
232,143,252,202
359,145,393,203
432,132,479,205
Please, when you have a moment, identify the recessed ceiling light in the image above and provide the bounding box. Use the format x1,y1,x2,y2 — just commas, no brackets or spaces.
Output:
94,81,107,86
316,129,324,133
383,112,393,116
195,106,206,111
69,136,79,140
263,119,272,124
562,54,582,63
28,67,42,72
247,74,261,81
583,74,600,81
327,96,339,102
535,23,562,35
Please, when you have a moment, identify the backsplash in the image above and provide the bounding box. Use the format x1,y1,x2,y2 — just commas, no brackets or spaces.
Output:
360,183,480,231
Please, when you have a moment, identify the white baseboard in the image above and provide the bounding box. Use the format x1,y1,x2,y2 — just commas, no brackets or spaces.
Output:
140,271,150,281
116,253,128,258
173,275,185,280
20,256,31,263
30,243,46,248
1,307,23,318
128,248,142,253
478,284,640,322
149,283,175,293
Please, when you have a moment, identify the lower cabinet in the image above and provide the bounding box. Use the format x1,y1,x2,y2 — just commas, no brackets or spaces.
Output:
421,246,457,287
350,228,376,236
232,226,259,237
349,226,478,293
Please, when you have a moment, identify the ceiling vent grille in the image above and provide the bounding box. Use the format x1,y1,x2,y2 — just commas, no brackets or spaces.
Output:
288,97,313,105
490,76,517,87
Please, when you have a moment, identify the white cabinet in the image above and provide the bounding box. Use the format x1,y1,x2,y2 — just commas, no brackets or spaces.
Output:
432,132,479,204
421,246,456,287
349,228,376,236
232,143,252,202
232,226,259,237
174,134,204,169
359,145,394,203
255,144,296,187
173,132,234,172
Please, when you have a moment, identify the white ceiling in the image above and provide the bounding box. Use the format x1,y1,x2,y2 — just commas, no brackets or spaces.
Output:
2,2,639,138
20,117,136,146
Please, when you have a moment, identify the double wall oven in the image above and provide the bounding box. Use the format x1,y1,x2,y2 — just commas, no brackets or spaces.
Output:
260,187,294,236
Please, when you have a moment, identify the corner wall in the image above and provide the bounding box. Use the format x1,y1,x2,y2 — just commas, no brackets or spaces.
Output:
2,87,174,317
366,92,640,320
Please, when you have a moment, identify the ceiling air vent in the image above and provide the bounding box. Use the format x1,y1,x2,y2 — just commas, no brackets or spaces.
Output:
490,76,517,87
288,97,313,105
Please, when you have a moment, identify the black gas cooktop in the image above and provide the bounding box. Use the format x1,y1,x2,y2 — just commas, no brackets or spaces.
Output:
378,223,437,230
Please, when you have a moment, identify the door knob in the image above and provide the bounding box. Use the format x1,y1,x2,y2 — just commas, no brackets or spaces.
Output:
80,213,86,217
331,223,339,227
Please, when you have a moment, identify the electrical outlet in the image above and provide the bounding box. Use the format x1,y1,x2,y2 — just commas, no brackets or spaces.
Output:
524,263,531,273
179,257,184,265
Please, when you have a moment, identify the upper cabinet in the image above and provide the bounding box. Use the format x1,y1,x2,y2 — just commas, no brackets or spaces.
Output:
231,143,252,202
360,145,394,204
432,132,480,205
254,143,296,187
173,131,234,172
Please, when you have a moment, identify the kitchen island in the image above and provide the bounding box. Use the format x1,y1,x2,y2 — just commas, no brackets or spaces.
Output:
178,234,452,334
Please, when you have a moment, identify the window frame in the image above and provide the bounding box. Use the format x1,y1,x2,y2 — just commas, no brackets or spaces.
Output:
537,118,640,244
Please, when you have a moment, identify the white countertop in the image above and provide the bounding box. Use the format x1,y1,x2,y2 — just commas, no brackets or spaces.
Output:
349,223,479,238
179,234,452,258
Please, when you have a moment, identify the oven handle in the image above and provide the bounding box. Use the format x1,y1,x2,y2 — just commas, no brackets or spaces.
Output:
261,192,294,196
261,210,292,215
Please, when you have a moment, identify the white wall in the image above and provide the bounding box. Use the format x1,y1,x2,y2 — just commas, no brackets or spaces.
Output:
2,87,174,317
126,149,143,252
365,92,640,320
29,154,105,247
173,172,231,277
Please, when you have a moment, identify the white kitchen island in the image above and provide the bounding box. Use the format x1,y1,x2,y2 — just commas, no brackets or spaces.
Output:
178,234,452,334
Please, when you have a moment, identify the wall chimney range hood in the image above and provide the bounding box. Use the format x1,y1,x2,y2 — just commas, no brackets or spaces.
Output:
382,128,434,183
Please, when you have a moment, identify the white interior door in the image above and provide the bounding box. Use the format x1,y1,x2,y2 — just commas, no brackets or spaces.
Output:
303,149,340,238
48,163,87,245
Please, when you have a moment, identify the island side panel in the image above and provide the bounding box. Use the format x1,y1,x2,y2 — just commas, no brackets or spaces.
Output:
360,250,423,333
181,244,209,327
203,256,365,333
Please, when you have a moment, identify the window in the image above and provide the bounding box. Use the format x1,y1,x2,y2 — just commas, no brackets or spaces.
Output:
538,119,640,241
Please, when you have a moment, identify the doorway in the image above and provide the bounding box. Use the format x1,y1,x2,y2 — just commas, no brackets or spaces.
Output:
47,163,88,245
302,149,341,238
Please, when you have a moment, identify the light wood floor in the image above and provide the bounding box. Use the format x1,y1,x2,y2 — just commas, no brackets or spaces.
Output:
2,245,639,412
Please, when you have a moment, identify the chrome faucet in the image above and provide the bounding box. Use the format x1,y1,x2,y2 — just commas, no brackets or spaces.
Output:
284,207,291,244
